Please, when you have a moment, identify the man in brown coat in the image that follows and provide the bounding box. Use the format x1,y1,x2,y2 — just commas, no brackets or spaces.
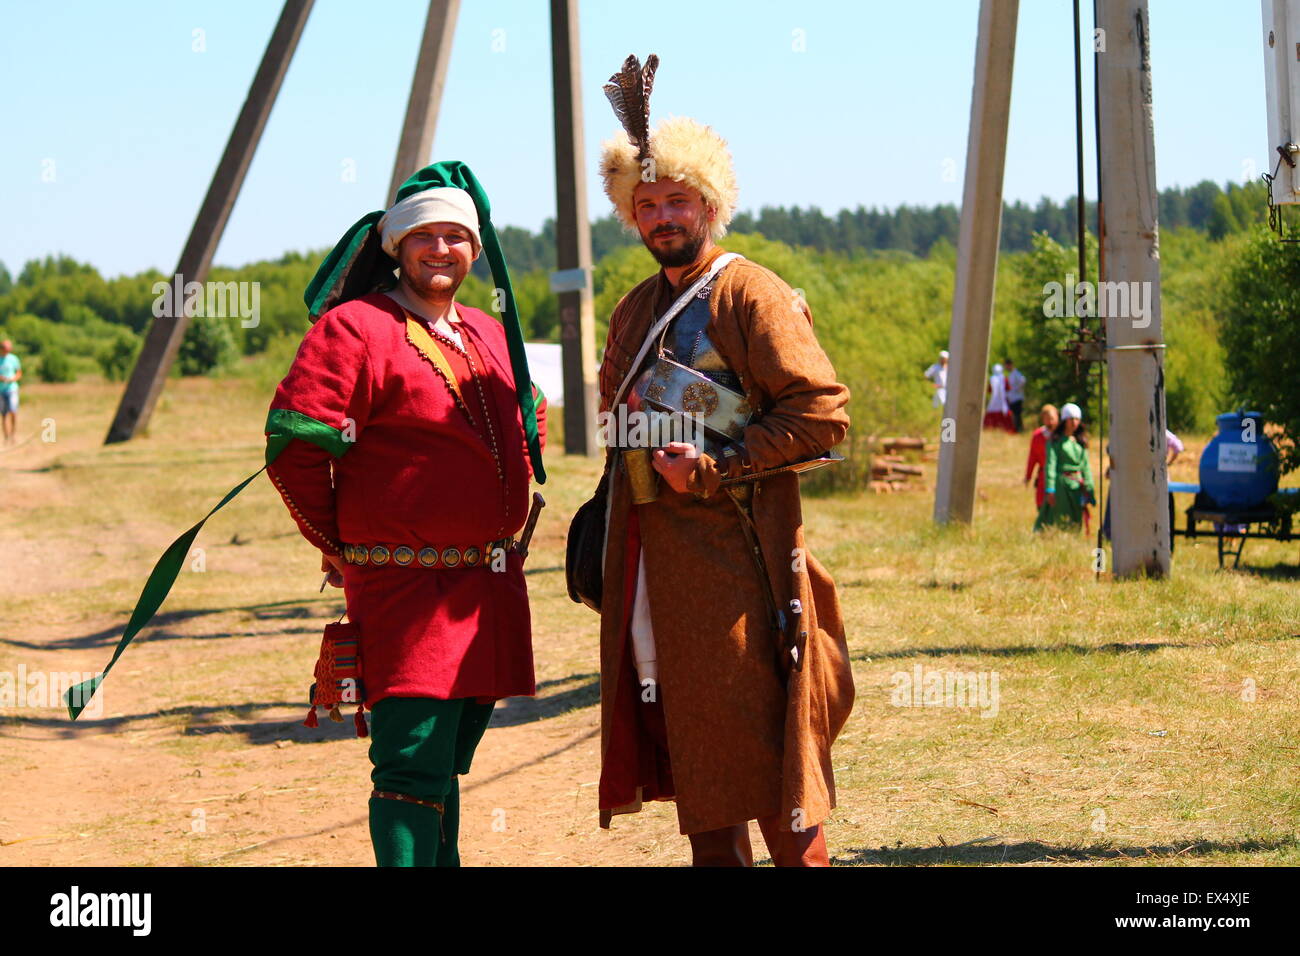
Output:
592,56,854,866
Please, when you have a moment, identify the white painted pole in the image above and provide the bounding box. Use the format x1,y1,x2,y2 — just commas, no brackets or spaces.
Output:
1096,0,1170,577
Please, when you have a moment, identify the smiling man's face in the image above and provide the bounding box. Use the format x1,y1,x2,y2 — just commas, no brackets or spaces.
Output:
397,222,477,301
632,178,714,269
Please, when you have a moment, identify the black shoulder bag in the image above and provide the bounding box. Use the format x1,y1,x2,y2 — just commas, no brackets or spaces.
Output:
565,459,610,612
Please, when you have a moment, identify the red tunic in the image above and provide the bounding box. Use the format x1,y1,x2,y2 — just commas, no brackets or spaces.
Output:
266,292,545,705
1025,425,1049,509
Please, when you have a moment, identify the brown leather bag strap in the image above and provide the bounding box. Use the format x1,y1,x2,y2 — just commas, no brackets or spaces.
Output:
610,253,743,410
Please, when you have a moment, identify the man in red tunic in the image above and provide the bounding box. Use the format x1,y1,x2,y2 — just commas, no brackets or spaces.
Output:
266,162,546,866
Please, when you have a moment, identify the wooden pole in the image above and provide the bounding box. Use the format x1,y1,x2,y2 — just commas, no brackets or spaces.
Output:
549,0,597,455
933,0,1019,523
388,0,461,203
105,0,314,444
1096,0,1169,577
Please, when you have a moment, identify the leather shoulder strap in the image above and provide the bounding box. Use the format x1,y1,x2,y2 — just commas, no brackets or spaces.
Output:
611,253,743,410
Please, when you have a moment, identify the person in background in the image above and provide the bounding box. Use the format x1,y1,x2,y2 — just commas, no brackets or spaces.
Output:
1103,428,1184,542
1034,403,1095,532
1024,403,1059,512
1164,429,1184,467
923,350,949,410
983,363,1014,432
1004,358,1026,433
0,340,21,445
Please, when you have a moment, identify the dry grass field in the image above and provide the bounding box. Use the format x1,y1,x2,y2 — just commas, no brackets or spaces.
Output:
2,377,1298,866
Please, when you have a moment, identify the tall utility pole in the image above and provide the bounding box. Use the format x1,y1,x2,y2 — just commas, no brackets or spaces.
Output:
1096,0,1169,577
934,0,1019,524
106,0,314,444
549,0,598,455
388,0,461,203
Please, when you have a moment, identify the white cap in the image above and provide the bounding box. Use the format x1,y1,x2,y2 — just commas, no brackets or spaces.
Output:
1060,402,1082,420
378,187,482,258
991,363,1003,375
939,350,949,359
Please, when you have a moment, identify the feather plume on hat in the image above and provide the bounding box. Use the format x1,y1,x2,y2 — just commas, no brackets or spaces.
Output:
598,54,738,240
603,54,658,162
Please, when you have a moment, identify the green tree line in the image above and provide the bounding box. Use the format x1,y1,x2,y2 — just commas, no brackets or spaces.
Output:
486,178,1268,267
0,175,1289,482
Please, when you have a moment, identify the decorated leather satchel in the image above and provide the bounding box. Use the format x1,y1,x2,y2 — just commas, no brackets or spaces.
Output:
303,618,368,738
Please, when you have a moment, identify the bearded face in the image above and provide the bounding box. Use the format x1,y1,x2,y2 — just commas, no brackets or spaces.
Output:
632,179,714,269
396,223,477,301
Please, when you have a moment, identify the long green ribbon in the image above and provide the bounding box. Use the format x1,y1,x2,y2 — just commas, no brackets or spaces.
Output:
64,413,346,720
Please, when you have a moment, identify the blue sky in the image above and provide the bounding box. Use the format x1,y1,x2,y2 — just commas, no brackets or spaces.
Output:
0,0,1268,278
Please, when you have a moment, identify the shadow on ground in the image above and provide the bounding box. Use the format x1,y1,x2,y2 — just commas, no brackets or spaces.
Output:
3,598,346,651
835,836,1300,865
1,671,601,744
0,701,344,741
490,673,599,728
852,631,1300,662
1233,560,1300,581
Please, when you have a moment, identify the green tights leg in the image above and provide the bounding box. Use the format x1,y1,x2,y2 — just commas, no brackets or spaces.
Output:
367,697,495,868
368,794,443,867
437,777,460,867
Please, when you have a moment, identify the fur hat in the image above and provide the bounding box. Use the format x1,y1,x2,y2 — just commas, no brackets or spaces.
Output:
600,117,738,239
598,56,738,239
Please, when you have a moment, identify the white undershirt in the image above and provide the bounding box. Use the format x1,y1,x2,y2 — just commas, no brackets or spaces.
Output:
435,323,464,351
630,547,657,686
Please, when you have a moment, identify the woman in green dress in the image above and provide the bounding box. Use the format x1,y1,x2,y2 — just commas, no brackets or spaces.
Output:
1034,402,1095,531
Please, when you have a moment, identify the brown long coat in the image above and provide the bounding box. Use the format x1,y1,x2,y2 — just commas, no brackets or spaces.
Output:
596,248,855,835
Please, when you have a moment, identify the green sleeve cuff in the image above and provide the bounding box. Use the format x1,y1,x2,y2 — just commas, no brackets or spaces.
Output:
265,408,353,461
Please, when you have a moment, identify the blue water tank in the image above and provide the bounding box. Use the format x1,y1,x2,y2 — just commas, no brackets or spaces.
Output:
1198,411,1280,510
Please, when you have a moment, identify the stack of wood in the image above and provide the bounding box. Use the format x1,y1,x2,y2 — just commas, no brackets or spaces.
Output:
868,436,935,494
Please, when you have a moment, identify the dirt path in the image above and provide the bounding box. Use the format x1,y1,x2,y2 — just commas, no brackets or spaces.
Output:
0,383,726,867
7,381,1300,868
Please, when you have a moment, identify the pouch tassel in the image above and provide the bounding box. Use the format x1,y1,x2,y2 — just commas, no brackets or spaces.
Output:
303,707,319,729
354,706,369,738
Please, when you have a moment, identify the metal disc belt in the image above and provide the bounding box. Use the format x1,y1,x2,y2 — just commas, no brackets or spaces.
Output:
342,538,513,568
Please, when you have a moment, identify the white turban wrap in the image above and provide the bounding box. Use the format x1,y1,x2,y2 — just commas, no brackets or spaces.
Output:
378,187,482,258
1060,402,1083,420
